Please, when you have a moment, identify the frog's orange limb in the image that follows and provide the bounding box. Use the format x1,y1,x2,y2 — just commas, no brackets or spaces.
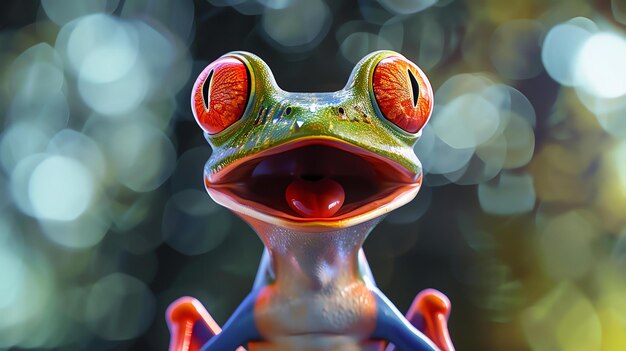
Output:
166,296,247,351
406,289,454,351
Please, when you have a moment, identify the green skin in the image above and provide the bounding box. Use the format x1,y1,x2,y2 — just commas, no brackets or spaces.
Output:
205,50,421,182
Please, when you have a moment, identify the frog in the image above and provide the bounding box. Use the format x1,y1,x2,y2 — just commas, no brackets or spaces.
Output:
166,50,455,351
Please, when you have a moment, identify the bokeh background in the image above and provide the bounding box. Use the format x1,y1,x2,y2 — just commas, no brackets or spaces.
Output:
1,0,626,350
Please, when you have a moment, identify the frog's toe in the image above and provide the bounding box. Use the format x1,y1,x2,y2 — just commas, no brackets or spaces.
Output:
167,297,247,351
407,289,454,351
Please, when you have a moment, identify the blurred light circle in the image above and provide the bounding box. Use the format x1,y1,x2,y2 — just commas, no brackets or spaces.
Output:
162,191,232,255
436,73,493,104
541,22,592,86
208,0,248,6
568,17,599,32
378,18,404,52
340,32,393,64
378,0,437,15
41,0,120,25
489,20,544,80
28,155,95,221
523,282,602,351
134,22,193,96
85,273,155,340
135,21,183,73
0,122,53,173
0,238,24,309
10,154,49,217
615,0,626,25
441,162,469,184
121,0,195,42
478,172,535,215
502,113,535,169
66,14,138,82
614,141,626,196
10,61,64,98
457,135,507,185
475,134,507,175
107,122,176,192
79,31,138,84
407,16,445,70
12,41,62,63
262,0,331,48
258,0,294,9
596,100,626,139
539,211,597,280
574,32,626,99
358,0,395,25
0,249,53,347
9,43,63,89
0,175,7,212
574,86,626,117
7,91,70,132
431,94,501,149
78,63,150,116
39,211,109,249
428,135,475,175
501,85,537,127
48,129,107,181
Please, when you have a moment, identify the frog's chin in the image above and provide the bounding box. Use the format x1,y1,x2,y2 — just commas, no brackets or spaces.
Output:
204,137,422,231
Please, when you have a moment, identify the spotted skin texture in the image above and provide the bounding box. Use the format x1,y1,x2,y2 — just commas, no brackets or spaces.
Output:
192,57,249,134
168,51,454,351
373,56,433,133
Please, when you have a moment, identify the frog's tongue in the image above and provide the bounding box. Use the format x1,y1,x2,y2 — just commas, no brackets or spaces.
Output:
285,178,345,218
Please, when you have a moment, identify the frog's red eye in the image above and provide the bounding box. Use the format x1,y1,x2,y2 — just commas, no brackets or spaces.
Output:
372,56,433,133
192,57,250,134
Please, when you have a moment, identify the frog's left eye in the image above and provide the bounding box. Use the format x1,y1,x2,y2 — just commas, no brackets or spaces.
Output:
372,56,433,133
192,56,250,134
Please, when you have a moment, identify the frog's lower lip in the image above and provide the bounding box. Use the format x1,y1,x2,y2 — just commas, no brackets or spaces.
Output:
204,137,421,227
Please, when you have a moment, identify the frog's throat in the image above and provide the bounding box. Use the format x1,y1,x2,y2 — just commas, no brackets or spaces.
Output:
245,215,383,291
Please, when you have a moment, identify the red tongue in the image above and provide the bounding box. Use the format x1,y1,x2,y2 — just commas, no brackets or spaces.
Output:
285,178,345,218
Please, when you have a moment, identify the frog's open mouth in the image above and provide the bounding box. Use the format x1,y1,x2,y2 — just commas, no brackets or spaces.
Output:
205,138,421,225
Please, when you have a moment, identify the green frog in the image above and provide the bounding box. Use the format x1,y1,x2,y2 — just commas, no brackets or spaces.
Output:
166,50,454,351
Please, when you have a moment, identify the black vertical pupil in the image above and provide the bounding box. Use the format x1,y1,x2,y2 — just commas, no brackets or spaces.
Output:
408,69,419,107
202,70,213,109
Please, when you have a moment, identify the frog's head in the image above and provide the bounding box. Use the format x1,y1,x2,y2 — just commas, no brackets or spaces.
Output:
191,51,433,231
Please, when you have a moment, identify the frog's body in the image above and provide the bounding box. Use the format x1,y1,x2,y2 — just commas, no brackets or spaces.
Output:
167,51,454,351
248,219,380,351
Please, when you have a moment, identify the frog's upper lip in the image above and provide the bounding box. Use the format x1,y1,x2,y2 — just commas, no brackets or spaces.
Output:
204,137,421,229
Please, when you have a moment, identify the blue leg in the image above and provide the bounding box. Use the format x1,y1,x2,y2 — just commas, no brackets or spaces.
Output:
253,248,275,289
371,288,440,351
199,289,262,351
358,249,377,287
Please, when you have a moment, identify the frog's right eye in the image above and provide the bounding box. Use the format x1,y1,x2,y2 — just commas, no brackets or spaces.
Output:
372,56,433,134
192,57,250,134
